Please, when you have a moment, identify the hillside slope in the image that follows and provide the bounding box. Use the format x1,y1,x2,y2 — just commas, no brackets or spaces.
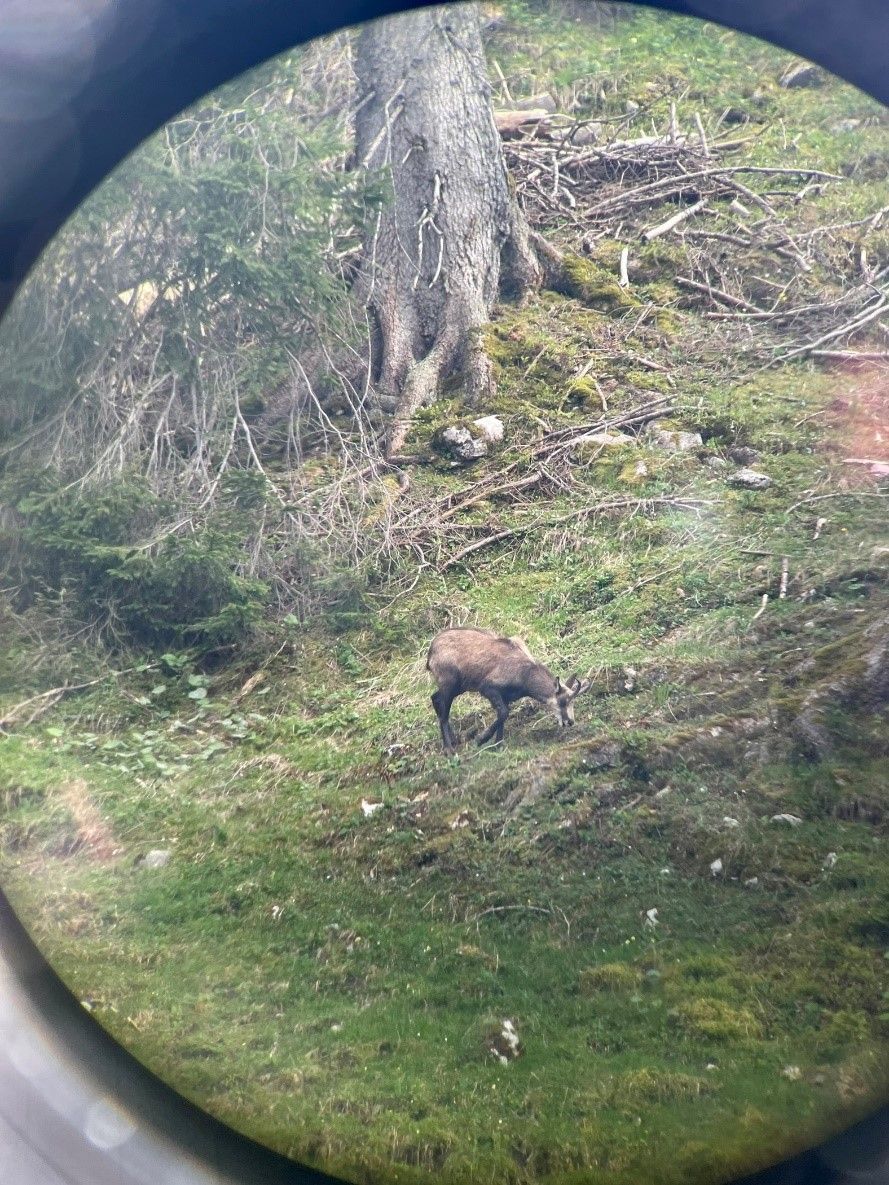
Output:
1,6,888,1185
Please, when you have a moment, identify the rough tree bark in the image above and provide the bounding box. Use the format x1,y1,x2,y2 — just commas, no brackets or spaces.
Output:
353,4,541,456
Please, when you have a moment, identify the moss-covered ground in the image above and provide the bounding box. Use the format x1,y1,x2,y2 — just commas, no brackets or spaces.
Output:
1,5,888,1185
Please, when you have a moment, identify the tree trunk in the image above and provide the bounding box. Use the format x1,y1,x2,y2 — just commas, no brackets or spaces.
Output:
353,4,540,456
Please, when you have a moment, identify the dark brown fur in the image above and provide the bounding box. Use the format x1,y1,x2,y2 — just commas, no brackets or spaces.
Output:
426,627,591,753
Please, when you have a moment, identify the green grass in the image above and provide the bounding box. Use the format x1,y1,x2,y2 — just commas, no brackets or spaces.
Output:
2,4,889,1184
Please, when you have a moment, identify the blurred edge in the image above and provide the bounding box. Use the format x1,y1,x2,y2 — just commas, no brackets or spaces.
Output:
0,0,888,1183
0,0,888,317
0,892,343,1184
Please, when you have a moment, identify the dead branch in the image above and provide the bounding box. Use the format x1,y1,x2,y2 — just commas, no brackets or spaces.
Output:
772,293,888,363
675,275,766,314
439,496,709,571
642,198,707,241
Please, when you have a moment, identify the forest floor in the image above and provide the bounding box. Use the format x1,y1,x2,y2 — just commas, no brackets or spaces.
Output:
2,7,889,1185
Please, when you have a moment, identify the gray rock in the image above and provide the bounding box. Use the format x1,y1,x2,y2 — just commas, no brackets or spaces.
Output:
728,446,760,465
472,415,504,444
571,122,603,146
727,467,773,490
704,456,729,470
582,740,622,771
139,849,171,869
780,62,824,89
440,425,488,462
515,92,557,113
646,422,703,452
770,813,803,826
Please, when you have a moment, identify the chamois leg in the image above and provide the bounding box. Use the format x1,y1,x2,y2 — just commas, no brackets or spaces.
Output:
477,690,509,747
431,688,457,754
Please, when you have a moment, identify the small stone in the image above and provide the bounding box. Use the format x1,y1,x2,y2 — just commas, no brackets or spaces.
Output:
139,849,171,869
514,92,557,113
823,851,838,869
472,415,504,444
722,816,740,829
705,1062,718,1071
744,877,759,888
782,1064,802,1081
646,422,703,452
361,798,385,817
644,907,659,929
780,62,824,89
710,857,724,876
330,1022,343,1033
770,813,803,826
704,456,729,470
728,446,760,465
439,425,488,462
727,467,773,490
584,740,622,770
654,786,672,799
572,122,603,146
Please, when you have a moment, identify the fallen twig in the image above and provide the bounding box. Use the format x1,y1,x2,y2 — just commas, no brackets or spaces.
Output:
675,275,766,314
439,496,709,571
642,198,707,242
772,293,888,364
786,491,889,514
748,592,769,626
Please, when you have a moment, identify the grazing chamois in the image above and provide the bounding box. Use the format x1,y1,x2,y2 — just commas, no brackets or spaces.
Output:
426,627,591,753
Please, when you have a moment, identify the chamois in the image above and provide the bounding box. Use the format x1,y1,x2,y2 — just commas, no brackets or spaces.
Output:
426,627,591,753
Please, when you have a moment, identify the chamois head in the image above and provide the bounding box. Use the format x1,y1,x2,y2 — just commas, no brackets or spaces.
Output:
549,674,592,728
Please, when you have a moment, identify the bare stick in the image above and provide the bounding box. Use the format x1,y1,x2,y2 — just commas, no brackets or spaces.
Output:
675,275,766,314
490,58,513,104
694,111,710,157
440,497,709,571
810,349,889,362
642,198,707,242
749,593,769,626
773,294,888,363
619,245,630,288
786,491,889,514
779,556,789,600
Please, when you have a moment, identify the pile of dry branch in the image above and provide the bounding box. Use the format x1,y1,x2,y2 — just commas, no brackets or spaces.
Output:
502,109,889,364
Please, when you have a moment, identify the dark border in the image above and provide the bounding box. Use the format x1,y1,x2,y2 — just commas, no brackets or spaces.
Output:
1,2,888,1183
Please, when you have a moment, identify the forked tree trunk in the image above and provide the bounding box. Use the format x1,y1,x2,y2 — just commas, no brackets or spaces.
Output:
353,4,541,455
